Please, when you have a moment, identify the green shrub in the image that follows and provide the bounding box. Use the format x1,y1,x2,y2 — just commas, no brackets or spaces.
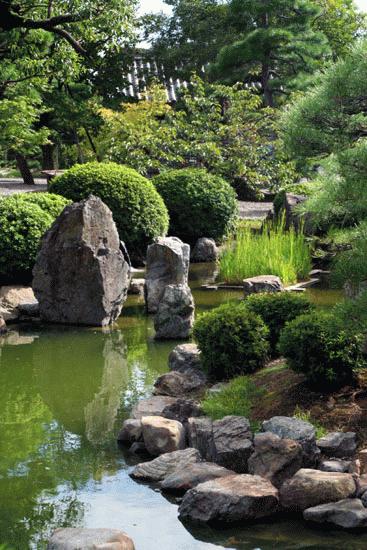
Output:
278,311,365,390
50,162,169,259
153,168,238,244
333,291,367,335
219,217,311,286
0,193,70,282
193,301,269,381
202,376,263,424
246,292,315,355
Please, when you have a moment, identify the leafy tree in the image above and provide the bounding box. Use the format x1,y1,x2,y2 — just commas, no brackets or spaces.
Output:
99,77,296,198
313,0,366,59
212,0,329,106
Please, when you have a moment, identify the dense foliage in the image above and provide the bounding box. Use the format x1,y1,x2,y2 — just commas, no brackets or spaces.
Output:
0,193,70,281
153,168,237,243
193,302,269,381
49,162,169,259
245,292,315,355
219,218,311,285
99,79,297,198
278,311,365,390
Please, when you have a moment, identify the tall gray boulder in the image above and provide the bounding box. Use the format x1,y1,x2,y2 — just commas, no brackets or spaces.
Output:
33,196,131,326
154,284,195,339
145,237,190,313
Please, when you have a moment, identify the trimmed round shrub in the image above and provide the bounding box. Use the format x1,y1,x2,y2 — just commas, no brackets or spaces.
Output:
246,292,315,355
154,168,238,244
278,311,365,390
50,162,169,258
0,193,70,282
193,301,269,380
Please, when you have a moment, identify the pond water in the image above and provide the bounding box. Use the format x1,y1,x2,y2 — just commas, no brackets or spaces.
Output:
0,267,362,550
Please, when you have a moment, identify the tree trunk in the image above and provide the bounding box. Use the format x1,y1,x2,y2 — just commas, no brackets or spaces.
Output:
42,143,56,170
15,153,35,185
261,62,274,108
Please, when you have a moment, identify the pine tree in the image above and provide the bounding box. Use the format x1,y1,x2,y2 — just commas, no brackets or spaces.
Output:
211,0,329,106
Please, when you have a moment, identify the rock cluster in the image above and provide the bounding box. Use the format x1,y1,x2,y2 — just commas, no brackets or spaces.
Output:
33,196,131,326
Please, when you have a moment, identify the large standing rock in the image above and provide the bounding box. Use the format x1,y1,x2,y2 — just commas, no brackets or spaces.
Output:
0,285,37,322
248,432,303,488
178,474,279,523
131,396,178,419
243,275,284,295
191,238,218,263
47,528,135,550
33,196,130,326
130,448,201,482
154,370,206,397
168,343,202,373
262,416,319,465
303,499,367,529
317,432,357,458
187,416,253,473
279,469,357,511
154,284,195,339
145,237,190,313
161,462,235,494
141,415,186,456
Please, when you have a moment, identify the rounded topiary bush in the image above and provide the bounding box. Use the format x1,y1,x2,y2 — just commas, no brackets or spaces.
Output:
153,168,238,244
278,311,365,390
246,292,315,355
193,301,269,381
0,193,70,282
49,162,169,258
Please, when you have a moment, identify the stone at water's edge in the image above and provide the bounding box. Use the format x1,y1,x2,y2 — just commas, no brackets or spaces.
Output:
168,343,202,373
128,278,145,295
0,285,37,321
317,432,357,458
243,275,284,295
141,415,186,456
303,499,367,529
178,474,279,523
154,284,195,339
145,236,190,313
130,448,202,482
131,396,178,419
33,196,130,327
191,238,218,263
279,468,357,511
153,370,206,397
161,462,235,494
248,432,303,489
161,398,203,424
47,528,135,549
117,419,142,443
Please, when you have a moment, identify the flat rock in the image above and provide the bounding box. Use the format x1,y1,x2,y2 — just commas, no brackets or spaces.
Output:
128,278,145,295
262,416,319,465
145,237,190,313
33,196,131,326
141,415,186,456
161,462,235,494
319,459,351,473
188,415,253,473
280,468,357,511
131,396,177,420
161,398,203,424
191,238,218,263
168,343,202,374
130,448,201,482
117,419,142,443
248,432,303,488
153,370,206,397
178,474,279,523
317,432,357,458
154,284,195,339
243,275,284,295
0,285,37,321
47,528,135,549
303,498,367,529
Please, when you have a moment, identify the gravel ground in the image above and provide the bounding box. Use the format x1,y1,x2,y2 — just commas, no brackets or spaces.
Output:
238,201,273,220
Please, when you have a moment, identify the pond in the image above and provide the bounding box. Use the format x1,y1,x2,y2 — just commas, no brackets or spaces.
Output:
1,267,361,550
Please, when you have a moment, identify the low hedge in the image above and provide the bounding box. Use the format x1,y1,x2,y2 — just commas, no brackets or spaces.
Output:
0,193,70,282
50,162,169,259
154,168,238,244
246,292,315,355
193,301,269,380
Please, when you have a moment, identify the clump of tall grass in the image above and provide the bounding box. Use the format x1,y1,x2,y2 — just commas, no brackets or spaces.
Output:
219,216,311,286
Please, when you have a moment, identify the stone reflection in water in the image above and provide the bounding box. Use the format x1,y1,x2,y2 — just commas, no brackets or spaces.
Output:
85,331,129,444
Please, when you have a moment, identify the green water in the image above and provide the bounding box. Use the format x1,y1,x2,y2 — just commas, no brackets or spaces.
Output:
0,270,363,549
